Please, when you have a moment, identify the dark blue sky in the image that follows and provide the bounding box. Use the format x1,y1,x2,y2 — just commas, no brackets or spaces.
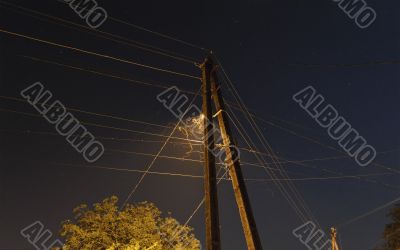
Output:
1,0,399,249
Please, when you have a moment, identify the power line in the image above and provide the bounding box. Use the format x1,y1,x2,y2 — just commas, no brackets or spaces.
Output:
227,91,312,224
0,127,346,168
336,195,400,229
228,83,398,224
122,120,187,206
224,83,400,176
109,16,209,52
4,129,394,183
217,55,400,231
2,106,398,190
227,101,320,224
216,55,322,226
122,87,201,206
108,149,203,163
0,127,312,176
225,102,340,152
4,93,390,167
287,60,400,68
3,100,397,190
44,161,396,183
263,108,400,175
245,172,394,183
179,166,228,235
0,1,199,64
0,28,201,80
0,127,312,175
19,55,198,95
228,98,400,166
0,95,174,130
220,59,400,228
106,148,290,173
0,108,202,143
0,129,201,145
52,161,205,179
0,108,267,166
276,154,400,191
227,98,400,176
53,0,209,52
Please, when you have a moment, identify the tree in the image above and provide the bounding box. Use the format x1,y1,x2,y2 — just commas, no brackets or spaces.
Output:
56,196,201,250
377,204,400,250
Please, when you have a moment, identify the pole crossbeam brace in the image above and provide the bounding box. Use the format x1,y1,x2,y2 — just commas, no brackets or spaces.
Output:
209,56,263,250
201,56,221,250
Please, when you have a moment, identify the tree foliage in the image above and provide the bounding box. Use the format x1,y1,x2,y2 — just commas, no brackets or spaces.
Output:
57,196,201,250
377,204,400,250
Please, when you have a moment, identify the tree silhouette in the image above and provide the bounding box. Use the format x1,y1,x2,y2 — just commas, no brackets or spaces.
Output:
56,196,200,250
377,204,400,250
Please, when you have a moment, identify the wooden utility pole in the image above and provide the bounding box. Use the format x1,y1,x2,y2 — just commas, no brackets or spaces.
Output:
209,55,263,250
201,57,221,250
331,228,339,250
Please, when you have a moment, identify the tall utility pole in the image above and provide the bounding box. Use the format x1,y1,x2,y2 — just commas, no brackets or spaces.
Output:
201,57,221,250
209,55,263,250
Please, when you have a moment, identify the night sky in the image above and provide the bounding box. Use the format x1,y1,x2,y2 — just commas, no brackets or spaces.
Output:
1,0,399,249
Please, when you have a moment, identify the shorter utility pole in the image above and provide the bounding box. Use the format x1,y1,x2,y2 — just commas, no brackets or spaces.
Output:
209,55,263,250
331,228,339,250
201,57,221,250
